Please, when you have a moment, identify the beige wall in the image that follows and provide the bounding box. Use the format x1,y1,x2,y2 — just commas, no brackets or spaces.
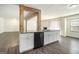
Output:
0,5,19,33
41,19,60,31
41,20,51,30
24,16,37,32
4,18,19,32
0,17,19,34
0,17,4,33
60,17,68,36
27,17,37,32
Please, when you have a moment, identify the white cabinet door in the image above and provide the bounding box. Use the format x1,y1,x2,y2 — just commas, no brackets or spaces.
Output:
48,32,56,43
26,33,34,50
44,32,50,45
19,33,34,53
20,34,28,53
44,31,58,45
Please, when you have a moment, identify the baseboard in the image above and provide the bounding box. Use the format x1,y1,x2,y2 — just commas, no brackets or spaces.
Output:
61,35,79,39
66,36,79,39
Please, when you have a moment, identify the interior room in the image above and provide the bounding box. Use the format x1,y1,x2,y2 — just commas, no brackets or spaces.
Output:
0,4,79,54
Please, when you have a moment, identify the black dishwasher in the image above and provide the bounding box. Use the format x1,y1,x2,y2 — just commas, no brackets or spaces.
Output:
34,32,44,49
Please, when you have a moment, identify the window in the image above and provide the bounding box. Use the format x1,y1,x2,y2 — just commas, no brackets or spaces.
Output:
70,19,79,32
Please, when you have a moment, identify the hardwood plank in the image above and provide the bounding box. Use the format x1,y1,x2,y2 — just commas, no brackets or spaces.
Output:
0,32,19,53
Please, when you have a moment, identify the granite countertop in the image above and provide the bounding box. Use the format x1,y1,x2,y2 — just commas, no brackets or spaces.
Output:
20,30,60,34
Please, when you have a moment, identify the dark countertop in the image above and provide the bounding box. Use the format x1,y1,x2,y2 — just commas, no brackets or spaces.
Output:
20,30,60,34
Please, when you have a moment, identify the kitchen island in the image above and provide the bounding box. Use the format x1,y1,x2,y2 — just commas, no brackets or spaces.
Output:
19,30,60,53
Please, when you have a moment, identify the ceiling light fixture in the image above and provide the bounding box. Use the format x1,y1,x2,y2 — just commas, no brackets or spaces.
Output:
67,4,79,8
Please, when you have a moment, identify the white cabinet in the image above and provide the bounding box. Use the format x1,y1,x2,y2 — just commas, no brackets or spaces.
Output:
44,32,50,45
19,33,34,53
44,31,58,45
19,31,59,53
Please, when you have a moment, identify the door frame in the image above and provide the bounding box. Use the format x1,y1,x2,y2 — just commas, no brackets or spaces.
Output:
19,5,41,32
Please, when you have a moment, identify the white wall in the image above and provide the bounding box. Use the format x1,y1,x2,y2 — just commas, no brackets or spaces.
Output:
60,17,67,36
66,14,79,38
60,14,79,38
0,17,19,33
27,17,37,32
0,5,19,33
41,19,60,31
42,14,79,38
4,18,19,32
0,5,19,19
50,20,60,30
0,17,4,33
41,20,50,30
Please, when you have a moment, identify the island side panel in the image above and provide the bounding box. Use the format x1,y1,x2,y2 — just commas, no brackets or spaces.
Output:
19,33,34,53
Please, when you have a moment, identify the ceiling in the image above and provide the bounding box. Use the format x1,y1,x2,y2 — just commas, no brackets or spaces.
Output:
26,4,79,20
0,5,19,19
0,4,79,20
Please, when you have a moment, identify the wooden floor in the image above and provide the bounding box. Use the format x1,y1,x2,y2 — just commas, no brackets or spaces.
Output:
0,32,19,54
0,32,79,54
23,36,79,54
